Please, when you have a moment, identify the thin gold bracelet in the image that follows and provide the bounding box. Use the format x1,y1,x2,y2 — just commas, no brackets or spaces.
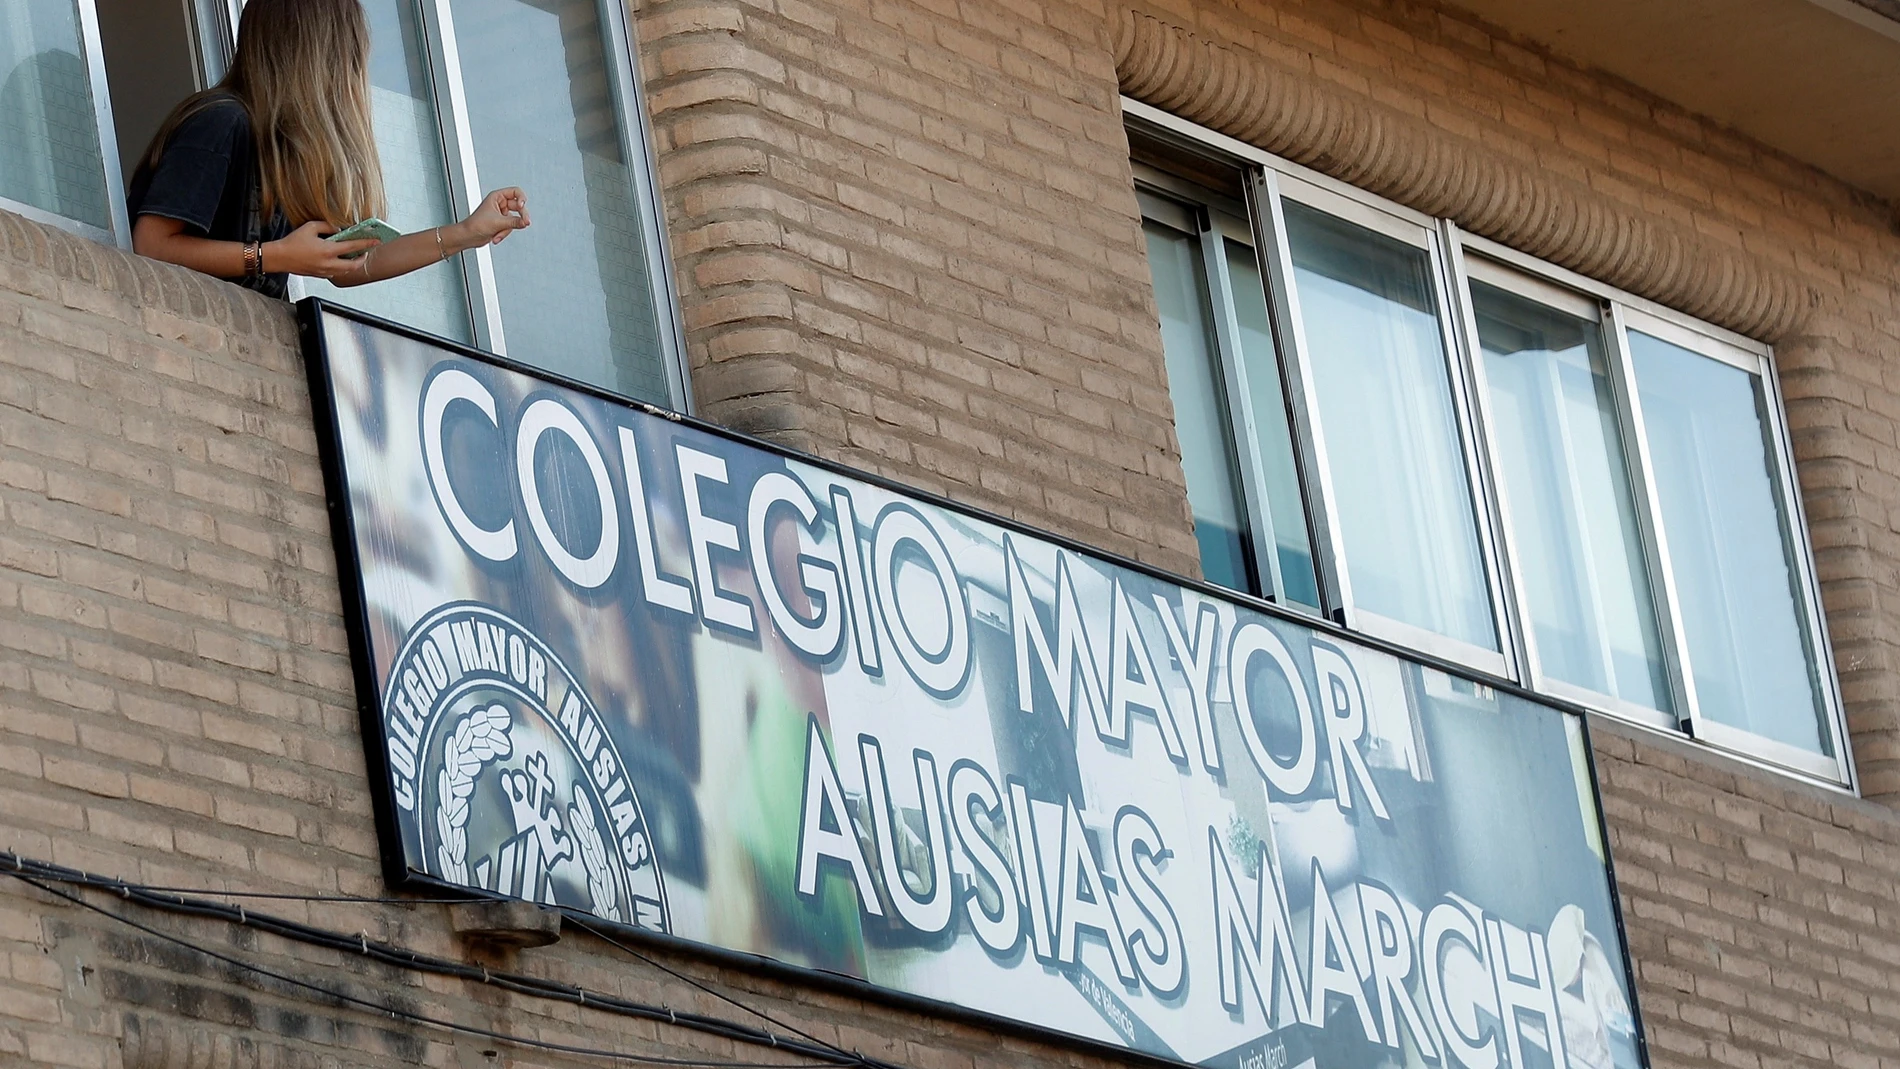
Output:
434,226,448,262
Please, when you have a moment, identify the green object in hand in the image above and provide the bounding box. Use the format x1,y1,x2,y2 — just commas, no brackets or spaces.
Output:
328,217,400,259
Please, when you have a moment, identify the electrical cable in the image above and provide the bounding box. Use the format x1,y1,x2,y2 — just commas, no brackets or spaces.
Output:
6,862,860,1060
0,851,894,1069
29,873,867,1061
560,912,843,1056
40,873,854,1060
9,868,800,1068
108,886,474,904
2,852,885,1067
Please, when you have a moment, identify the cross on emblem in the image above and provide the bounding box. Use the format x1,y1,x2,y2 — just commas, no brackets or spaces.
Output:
482,744,575,904
525,750,556,818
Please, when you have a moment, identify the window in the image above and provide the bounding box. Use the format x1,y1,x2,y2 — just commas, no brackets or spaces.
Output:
0,0,687,409
1129,101,1850,786
1624,315,1836,766
1279,187,1500,664
96,0,211,191
1466,267,1669,717
301,0,469,344
1138,193,1318,611
0,0,125,242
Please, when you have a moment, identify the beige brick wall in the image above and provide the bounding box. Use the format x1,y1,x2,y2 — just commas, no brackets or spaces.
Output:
635,0,1900,798
639,0,1203,576
1594,717,1900,1069
633,0,1900,1064
2,0,1900,1067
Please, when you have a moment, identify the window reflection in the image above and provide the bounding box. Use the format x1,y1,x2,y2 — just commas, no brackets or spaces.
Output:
454,0,670,404
1225,237,1319,610
1143,218,1254,592
303,0,471,343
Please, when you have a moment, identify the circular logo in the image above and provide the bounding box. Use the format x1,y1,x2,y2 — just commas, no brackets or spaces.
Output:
380,602,668,932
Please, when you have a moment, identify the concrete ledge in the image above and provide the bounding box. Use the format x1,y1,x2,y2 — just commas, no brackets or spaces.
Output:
447,899,562,949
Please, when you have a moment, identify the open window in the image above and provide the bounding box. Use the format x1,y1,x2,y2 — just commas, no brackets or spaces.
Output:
1,0,688,410
94,0,221,187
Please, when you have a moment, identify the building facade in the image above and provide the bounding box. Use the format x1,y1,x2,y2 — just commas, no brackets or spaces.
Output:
2,1,1899,1068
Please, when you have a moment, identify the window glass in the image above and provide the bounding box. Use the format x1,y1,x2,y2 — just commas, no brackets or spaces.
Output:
1630,330,1828,755
304,0,471,343
1224,236,1319,610
1473,281,1668,709
453,0,670,404
0,0,111,229
1283,201,1496,651
1143,219,1253,592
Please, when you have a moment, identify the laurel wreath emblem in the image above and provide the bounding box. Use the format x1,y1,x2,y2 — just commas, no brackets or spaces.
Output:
570,792,622,923
435,703,514,883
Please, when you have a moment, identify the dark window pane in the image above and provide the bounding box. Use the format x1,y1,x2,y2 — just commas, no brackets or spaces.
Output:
1143,219,1253,594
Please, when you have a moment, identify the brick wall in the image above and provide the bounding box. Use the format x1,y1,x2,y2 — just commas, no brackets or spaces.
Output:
1594,717,1900,1069
608,0,1900,1064
3,0,1900,1067
638,0,1203,576
635,0,1900,798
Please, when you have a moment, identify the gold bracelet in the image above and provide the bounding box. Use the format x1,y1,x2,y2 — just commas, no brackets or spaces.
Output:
434,226,448,263
359,244,375,281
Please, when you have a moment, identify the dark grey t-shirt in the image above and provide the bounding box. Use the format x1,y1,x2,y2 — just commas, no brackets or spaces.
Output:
127,96,291,298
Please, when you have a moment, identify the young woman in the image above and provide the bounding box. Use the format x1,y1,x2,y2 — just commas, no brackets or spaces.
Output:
128,0,527,298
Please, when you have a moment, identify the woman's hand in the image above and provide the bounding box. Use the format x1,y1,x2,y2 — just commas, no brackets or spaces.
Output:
313,190,529,288
455,187,530,248
263,221,382,280
133,214,377,285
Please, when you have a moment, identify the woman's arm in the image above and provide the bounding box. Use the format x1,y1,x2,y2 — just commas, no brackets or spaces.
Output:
133,215,380,280
335,187,531,288
134,188,527,286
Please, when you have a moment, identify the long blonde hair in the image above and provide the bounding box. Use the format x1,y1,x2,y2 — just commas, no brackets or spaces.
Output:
145,0,385,226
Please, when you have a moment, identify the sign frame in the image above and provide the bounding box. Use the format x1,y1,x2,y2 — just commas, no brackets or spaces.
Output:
297,297,1651,1069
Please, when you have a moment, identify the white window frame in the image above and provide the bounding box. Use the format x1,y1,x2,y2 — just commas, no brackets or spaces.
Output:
1450,252,1684,733
1125,95,1855,791
1261,170,1516,679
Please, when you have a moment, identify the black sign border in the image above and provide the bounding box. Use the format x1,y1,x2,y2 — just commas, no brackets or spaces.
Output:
296,296,1649,1069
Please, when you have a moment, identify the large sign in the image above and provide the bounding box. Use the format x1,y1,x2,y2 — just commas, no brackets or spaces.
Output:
303,303,1645,1069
